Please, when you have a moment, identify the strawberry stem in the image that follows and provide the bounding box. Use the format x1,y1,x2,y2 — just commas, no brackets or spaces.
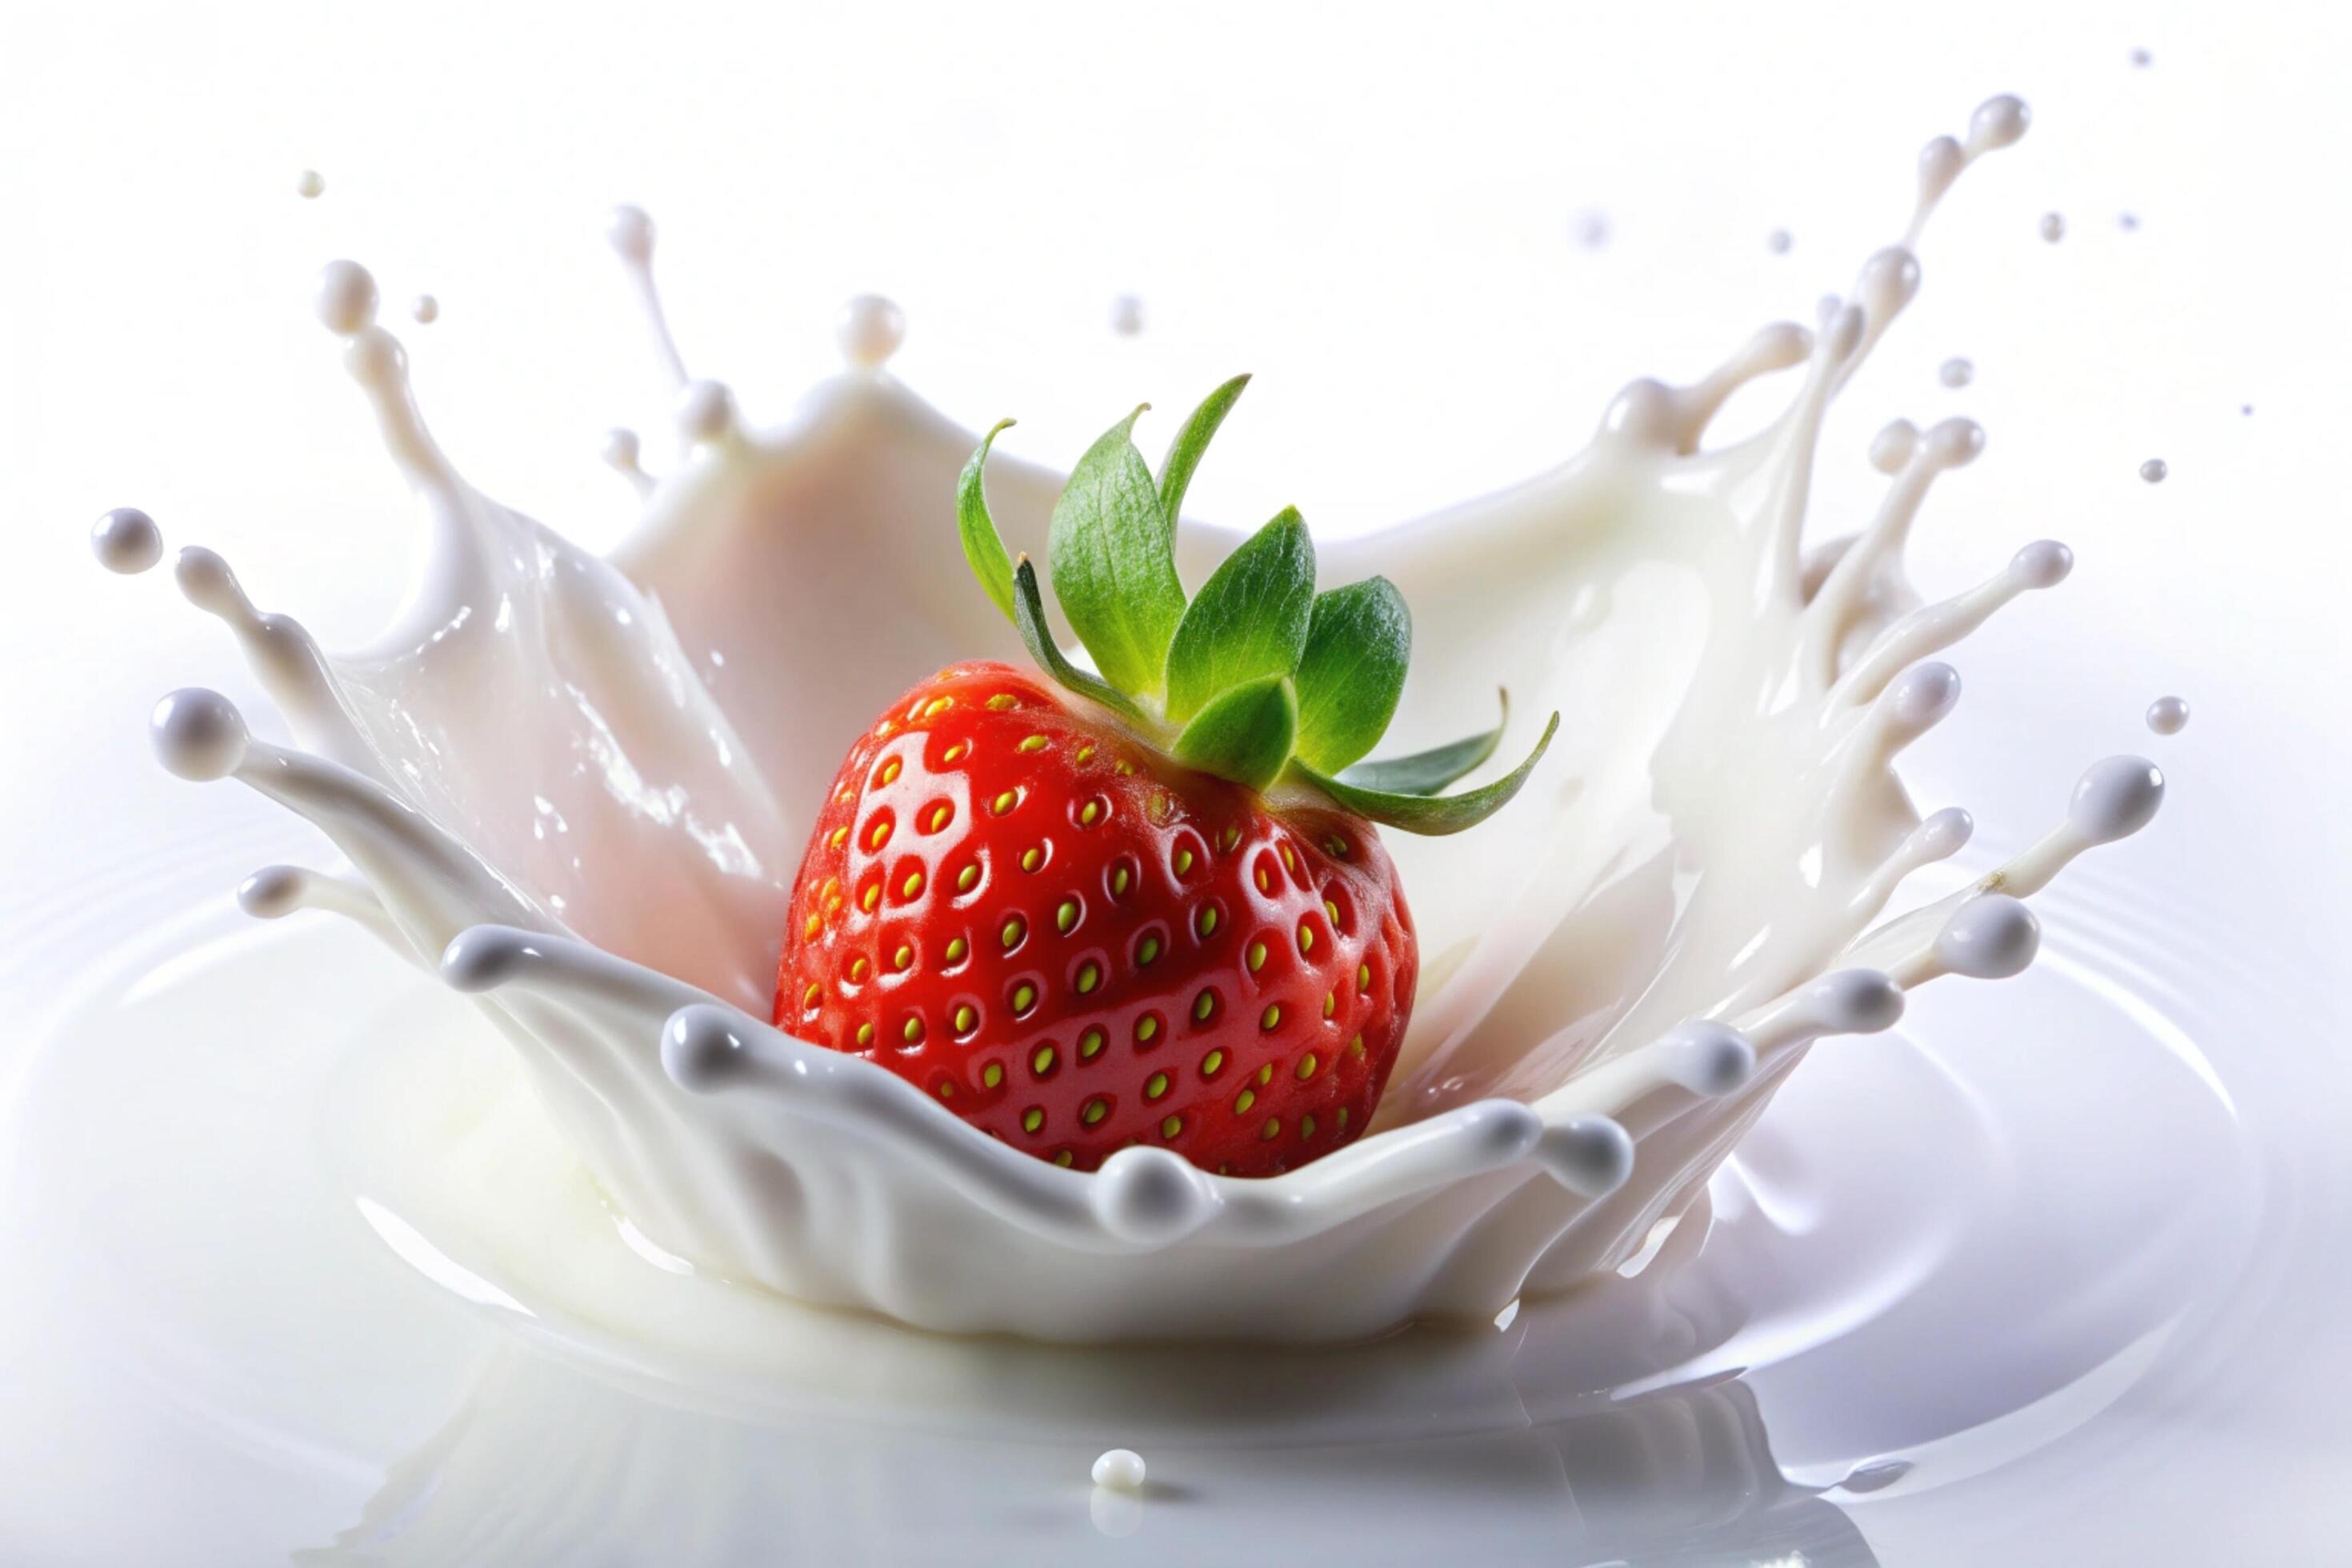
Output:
958,386,1558,830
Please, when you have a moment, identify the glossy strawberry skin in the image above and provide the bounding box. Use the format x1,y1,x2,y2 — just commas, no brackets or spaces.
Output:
774,661,1415,1177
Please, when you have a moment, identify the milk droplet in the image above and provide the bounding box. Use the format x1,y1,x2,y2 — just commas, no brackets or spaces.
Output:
1886,661,1962,738
1869,419,1920,474
837,294,906,369
174,545,242,614
1774,969,1906,1042
314,260,378,336
2146,694,2190,734
2039,212,2066,243
1966,95,2030,154
1938,357,1974,388
2118,212,2141,233
150,688,249,781
1462,1099,1545,1163
1108,294,1146,337
1766,228,1793,255
1827,970,1906,1032
343,326,405,402
2241,404,2254,417
438,926,540,994
1655,1021,1757,1096
1092,1146,1214,1246
1925,416,1985,466
1571,209,1610,250
2130,46,2153,67
661,1005,756,1093
1091,1449,1146,1491
1916,137,1967,214
674,379,737,445
1935,894,2041,979
598,426,656,493
1537,1114,1635,1198
605,204,655,265
1600,378,1676,446
1916,805,1975,860
237,866,308,920
2068,756,2166,843
90,507,162,574
294,169,325,200
2139,458,2168,483
410,294,439,325
2010,539,2074,588
1851,249,1918,339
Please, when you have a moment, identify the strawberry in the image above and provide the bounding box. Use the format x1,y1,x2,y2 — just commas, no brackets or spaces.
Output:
777,660,1416,1176
774,378,1555,1176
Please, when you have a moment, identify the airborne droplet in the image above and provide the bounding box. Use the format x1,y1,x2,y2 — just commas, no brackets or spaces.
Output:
2146,695,2191,735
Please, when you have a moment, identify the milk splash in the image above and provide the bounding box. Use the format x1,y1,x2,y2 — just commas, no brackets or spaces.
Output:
109,94,2169,1342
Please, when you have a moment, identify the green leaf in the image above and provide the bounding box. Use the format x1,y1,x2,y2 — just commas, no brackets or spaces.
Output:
1294,711,1558,835
1010,558,1149,726
1048,406,1188,699
1340,690,1509,796
955,418,1018,623
1173,674,1297,793
1292,578,1410,772
1158,374,1251,534
1162,507,1314,725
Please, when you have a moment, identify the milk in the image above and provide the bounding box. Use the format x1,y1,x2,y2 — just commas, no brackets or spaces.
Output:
107,95,2170,1343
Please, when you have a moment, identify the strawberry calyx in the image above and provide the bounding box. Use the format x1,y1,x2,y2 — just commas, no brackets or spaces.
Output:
957,377,1558,834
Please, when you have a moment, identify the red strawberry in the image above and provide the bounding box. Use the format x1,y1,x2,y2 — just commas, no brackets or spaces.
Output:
778,661,1416,1174
774,378,1555,1177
